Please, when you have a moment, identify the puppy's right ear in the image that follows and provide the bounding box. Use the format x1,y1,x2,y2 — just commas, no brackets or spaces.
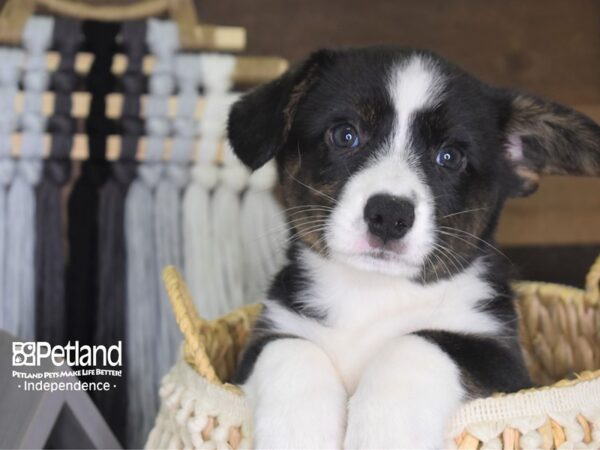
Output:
227,50,334,170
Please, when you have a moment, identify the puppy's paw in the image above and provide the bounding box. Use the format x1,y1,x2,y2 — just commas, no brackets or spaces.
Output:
344,404,441,450
344,335,464,449
244,338,347,449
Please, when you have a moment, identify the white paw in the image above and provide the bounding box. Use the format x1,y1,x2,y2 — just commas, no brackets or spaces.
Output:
344,335,464,449
244,338,346,449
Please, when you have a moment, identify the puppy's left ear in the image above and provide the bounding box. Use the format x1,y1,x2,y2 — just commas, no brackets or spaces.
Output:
502,92,600,196
227,50,334,170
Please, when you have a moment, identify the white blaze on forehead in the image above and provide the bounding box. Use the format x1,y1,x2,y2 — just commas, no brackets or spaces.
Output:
325,55,443,277
387,55,444,157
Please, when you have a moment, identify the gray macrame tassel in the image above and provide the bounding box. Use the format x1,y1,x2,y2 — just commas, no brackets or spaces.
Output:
125,18,178,449
5,17,53,340
154,52,197,374
0,48,21,332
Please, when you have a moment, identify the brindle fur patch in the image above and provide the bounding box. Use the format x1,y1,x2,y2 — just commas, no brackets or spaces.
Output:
280,156,340,256
507,94,600,188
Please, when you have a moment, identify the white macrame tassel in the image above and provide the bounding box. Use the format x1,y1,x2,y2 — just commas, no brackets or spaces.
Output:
0,48,21,331
181,54,224,319
240,161,287,301
183,54,243,318
211,145,249,311
125,18,178,449
4,17,52,340
183,160,220,318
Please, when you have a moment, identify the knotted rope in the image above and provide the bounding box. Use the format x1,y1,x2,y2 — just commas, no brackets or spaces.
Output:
35,17,81,345
125,18,177,449
184,54,244,318
240,161,286,301
65,21,118,345
95,20,145,445
154,51,198,376
0,48,21,332
5,16,53,340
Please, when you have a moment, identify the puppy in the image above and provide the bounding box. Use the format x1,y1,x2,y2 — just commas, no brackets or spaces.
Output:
227,47,600,449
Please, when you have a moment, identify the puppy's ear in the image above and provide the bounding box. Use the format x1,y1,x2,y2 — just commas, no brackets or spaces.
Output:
502,92,600,196
227,50,334,170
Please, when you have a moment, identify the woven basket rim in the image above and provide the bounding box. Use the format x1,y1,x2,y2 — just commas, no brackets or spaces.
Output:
449,371,600,434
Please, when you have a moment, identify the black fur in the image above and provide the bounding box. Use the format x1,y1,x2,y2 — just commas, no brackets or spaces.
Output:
414,330,531,396
267,244,325,321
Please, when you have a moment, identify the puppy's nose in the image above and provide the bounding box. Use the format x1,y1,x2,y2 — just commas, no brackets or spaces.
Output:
363,194,415,242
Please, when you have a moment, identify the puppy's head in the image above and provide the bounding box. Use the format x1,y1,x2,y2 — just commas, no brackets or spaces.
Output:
228,47,600,281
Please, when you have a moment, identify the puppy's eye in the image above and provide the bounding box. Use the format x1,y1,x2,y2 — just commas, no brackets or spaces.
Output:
330,124,360,148
435,147,465,170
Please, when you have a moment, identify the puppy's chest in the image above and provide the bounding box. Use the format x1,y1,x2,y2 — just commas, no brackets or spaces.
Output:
315,298,489,393
267,268,499,393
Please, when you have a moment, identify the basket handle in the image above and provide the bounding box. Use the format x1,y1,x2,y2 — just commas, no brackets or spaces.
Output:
162,266,222,384
584,253,600,304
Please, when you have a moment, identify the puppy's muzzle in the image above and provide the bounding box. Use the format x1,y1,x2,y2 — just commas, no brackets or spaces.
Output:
363,194,415,243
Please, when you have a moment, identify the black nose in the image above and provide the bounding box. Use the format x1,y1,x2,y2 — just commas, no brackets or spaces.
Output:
363,194,415,242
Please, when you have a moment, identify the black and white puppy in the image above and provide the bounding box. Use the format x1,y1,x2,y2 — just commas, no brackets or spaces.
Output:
227,47,600,449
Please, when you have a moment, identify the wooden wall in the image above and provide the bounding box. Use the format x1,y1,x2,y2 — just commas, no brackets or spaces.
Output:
198,0,600,105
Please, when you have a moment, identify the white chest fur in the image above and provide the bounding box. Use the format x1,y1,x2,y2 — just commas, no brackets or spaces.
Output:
264,250,501,393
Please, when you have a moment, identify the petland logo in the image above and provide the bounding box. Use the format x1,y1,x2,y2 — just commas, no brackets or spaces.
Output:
13,341,122,367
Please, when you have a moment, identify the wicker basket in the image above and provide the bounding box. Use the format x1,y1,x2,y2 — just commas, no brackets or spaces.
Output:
146,255,600,449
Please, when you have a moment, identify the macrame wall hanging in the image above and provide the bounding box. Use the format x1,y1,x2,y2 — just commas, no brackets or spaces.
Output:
0,1,290,447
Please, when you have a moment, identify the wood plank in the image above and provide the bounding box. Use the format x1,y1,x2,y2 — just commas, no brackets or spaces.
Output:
199,0,600,105
498,176,600,245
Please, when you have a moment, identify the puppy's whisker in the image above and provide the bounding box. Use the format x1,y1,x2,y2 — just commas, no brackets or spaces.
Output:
308,233,329,254
256,217,329,241
435,251,453,279
283,225,329,245
439,226,510,261
287,209,334,218
422,252,439,284
280,204,335,213
428,250,449,281
431,243,463,275
433,241,469,270
284,168,338,205
441,207,487,219
282,224,329,242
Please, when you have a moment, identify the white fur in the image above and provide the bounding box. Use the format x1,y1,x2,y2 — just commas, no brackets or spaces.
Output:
243,338,347,449
344,335,463,449
387,55,444,156
506,134,524,162
327,56,444,277
263,248,498,393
